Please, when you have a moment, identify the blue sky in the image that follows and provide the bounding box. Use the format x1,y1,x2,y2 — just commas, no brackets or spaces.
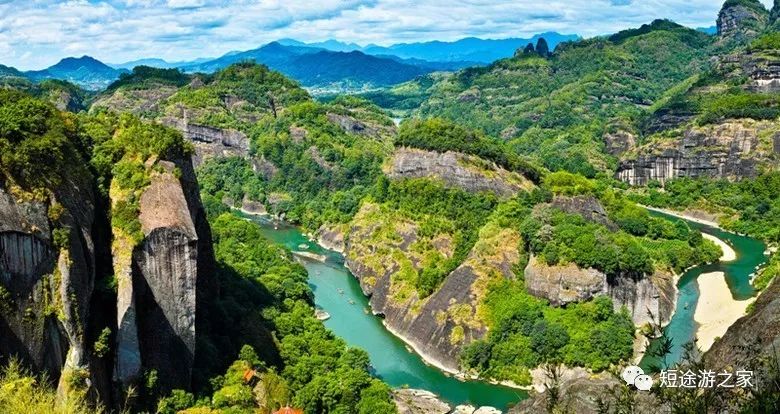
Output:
0,0,774,70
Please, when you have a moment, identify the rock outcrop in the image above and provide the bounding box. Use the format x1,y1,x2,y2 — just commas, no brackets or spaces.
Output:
617,120,778,185
510,370,660,413
392,389,451,414
344,204,520,371
387,148,533,197
717,0,769,41
523,255,675,327
161,117,250,167
705,275,780,371
326,112,394,140
114,157,214,392
0,171,96,397
524,255,607,306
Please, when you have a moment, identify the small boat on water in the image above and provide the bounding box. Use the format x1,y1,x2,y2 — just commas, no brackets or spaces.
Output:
348,299,355,305
298,243,309,250
314,309,331,321
337,288,344,295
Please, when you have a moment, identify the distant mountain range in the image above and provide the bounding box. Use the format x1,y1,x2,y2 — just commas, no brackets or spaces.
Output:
279,32,580,63
1,33,578,91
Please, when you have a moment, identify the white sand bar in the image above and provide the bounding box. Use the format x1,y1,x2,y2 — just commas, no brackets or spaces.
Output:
694,271,754,352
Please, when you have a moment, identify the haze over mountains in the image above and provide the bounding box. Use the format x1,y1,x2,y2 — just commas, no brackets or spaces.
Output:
0,33,579,91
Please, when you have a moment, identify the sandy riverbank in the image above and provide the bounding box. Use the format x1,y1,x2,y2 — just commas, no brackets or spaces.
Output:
642,206,722,229
694,271,754,352
702,233,737,262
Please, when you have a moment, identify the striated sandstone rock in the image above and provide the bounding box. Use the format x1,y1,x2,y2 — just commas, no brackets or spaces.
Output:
524,255,676,327
114,158,214,392
717,0,769,41
345,203,520,371
387,148,533,197
161,117,250,167
603,129,636,156
0,171,97,400
326,112,393,140
617,120,777,185
524,255,607,306
550,195,618,231
392,389,451,414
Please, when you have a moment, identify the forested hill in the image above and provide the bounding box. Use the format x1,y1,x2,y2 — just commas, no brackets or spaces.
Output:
369,10,780,185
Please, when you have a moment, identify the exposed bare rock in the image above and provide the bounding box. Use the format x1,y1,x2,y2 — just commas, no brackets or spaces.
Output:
114,158,214,392
161,117,250,167
316,224,346,253
550,195,618,231
510,371,660,413
251,156,278,180
0,171,96,399
453,405,478,414
618,120,778,185
387,148,533,197
327,112,391,140
744,52,780,93
717,0,769,41
344,203,520,371
392,389,451,414
307,146,334,171
603,129,636,156
524,255,608,306
608,271,677,327
524,255,675,327
240,195,266,215
289,126,308,143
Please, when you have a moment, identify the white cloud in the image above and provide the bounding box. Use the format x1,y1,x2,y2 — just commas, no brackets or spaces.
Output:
0,0,773,70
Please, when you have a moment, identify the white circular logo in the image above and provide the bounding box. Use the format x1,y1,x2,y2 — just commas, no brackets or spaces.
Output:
621,365,644,385
634,374,653,391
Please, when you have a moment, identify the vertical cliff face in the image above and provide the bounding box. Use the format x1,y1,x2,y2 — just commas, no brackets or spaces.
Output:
340,203,521,371
113,157,214,392
617,121,779,185
717,0,769,41
523,255,676,327
0,173,96,396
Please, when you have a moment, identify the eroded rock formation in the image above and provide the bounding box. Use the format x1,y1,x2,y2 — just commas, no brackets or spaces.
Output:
387,148,533,197
162,117,250,167
717,0,769,41
114,157,214,392
617,121,778,185
0,171,96,398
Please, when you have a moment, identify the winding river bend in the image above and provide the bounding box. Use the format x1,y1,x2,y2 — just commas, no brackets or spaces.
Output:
241,210,766,409
243,213,527,409
641,210,767,369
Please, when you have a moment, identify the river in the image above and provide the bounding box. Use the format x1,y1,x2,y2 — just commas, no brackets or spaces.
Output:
640,211,767,369
242,213,527,410
241,210,766,409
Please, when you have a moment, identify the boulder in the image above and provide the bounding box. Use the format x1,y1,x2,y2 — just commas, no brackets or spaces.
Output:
392,389,451,414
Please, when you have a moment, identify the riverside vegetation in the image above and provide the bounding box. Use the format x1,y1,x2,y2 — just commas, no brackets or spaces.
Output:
2,1,780,413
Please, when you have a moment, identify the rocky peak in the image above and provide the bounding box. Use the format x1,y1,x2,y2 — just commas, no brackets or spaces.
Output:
717,0,769,41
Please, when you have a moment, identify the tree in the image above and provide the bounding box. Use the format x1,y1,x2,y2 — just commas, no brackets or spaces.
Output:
535,38,550,57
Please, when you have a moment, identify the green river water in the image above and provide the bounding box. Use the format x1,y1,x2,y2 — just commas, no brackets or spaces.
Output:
640,211,767,369
244,214,528,410
242,211,767,409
